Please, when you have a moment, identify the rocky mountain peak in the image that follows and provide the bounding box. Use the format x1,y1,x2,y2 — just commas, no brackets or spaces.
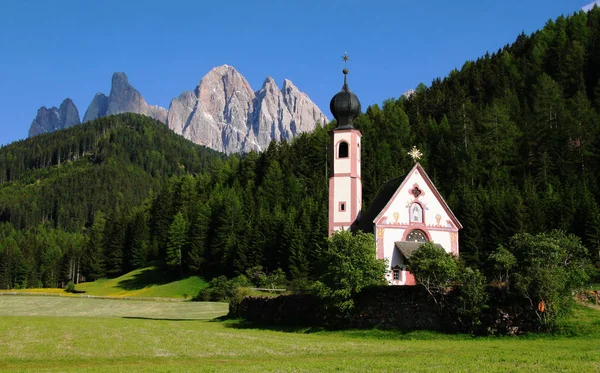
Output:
110,72,132,95
261,77,279,92
28,98,81,137
28,66,328,154
82,72,167,124
167,65,328,154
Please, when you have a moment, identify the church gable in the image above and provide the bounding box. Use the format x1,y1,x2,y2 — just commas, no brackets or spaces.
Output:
374,163,461,230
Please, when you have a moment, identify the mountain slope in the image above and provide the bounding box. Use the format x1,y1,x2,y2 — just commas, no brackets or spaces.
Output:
1,113,222,231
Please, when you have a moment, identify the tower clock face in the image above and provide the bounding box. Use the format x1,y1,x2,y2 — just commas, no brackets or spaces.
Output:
406,230,427,243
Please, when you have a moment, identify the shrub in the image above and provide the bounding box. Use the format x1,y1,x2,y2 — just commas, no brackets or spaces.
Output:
195,275,250,302
455,267,488,329
312,230,387,315
488,245,516,285
245,266,267,287
408,243,458,308
264,268,286,289
507,230,589,330
228,287,251,315
65,281,75,293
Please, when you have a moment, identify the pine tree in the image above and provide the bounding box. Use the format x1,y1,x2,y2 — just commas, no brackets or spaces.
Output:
128,210,150,269
104,215,126,278
166,212,188,274
187,203,210,274
82,211,106,281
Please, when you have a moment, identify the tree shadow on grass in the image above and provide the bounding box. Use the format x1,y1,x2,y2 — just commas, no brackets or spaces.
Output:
122,316,200,322
116,263,179,291
220,319,467,339
219,318,324,334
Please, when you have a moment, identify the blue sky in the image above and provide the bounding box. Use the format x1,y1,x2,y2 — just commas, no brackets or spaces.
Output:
0,0,596,146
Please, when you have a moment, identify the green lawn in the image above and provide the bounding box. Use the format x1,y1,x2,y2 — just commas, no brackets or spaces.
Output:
0,296,599,372
0,296,227,319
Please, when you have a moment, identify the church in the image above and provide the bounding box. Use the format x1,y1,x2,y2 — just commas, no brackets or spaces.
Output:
328,64,462,286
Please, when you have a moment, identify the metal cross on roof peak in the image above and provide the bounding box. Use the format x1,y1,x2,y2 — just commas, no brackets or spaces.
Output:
408,146,423,162
342,52,350,67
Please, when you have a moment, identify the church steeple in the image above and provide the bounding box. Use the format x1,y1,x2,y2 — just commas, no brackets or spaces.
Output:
329,53,362,129
328,53,363,236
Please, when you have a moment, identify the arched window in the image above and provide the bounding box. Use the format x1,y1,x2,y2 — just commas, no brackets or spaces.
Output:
406,229,427,243
410,203,423,223
338,141,349,158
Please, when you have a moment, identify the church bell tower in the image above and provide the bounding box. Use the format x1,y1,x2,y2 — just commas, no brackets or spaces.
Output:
328,55,362,236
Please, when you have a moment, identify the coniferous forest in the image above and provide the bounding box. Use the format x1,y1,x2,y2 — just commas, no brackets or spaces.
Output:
2,9,600,289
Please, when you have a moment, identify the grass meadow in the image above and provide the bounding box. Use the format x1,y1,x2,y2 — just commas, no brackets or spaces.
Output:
0,296,599,372
0,263,208,299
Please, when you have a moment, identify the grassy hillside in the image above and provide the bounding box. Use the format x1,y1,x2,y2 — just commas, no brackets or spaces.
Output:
0,263,209,299
0,299,598,372
74,263,208,299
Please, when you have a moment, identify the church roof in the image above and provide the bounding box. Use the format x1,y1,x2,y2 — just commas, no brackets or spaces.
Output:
359,162,463,233
359,176,405,233
395,241,444,260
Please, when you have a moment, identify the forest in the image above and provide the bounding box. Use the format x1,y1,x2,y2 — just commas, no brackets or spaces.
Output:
1,8,600,289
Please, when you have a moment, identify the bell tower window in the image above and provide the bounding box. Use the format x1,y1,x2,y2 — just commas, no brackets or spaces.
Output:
338,141,349,158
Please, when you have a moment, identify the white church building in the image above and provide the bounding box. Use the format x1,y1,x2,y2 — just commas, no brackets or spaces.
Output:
328,65,462,286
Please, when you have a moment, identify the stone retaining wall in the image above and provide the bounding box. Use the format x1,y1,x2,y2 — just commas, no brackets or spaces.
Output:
231,286,444,330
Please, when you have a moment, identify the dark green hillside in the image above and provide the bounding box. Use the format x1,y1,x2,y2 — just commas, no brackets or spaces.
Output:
0,114,224,289
0,113,222,231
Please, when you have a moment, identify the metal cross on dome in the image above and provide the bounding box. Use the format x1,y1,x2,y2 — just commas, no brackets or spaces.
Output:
342,52,350,66
408,146,423,162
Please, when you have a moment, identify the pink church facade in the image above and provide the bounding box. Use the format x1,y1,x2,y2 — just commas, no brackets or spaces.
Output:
327,65,461,286
364,163,462,285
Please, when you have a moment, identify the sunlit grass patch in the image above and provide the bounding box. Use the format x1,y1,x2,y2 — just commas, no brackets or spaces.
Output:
0,299,598,371
75,263,208,299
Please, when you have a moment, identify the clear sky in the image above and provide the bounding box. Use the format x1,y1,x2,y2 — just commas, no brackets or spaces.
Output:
0,0,597,147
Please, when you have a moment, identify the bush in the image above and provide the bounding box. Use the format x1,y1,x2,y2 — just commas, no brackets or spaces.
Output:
65,281,75,293
408,243,458,308
313,230,387,314
245,266,287,289
455,267,488,329
195,275,250,302
245,266,267,287
288,278,314,292
488,245,516,286
264,268,286,289
228,287,251,315
506,230,589,331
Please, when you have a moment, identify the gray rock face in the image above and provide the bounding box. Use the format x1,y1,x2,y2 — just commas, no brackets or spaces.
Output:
27,67,327,154
82,72,168,124
82,93,108,123
167,65,328,154
28,98,81,137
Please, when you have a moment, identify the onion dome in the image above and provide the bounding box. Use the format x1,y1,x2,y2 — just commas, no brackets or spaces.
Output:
330,67,361,129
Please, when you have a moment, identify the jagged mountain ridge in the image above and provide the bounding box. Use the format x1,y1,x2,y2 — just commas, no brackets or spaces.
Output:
28,66,328,154
82,72,168,124
28,98,81,137
168,65,328,154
